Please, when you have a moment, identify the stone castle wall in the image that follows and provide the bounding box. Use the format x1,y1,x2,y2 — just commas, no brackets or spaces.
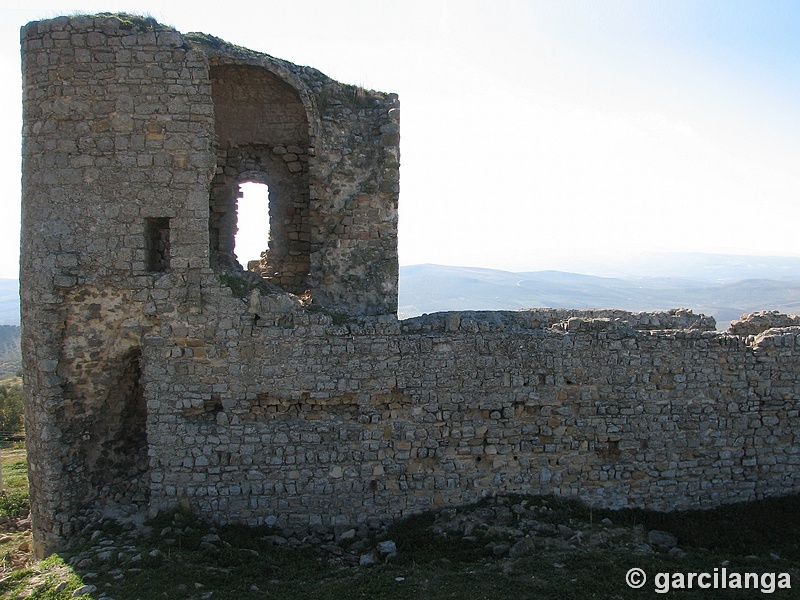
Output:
20,15,800,557
143,302,800,534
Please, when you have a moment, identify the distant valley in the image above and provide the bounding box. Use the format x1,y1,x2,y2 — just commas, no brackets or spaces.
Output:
399,253,800,330
0,280,19,376
0,279,18,326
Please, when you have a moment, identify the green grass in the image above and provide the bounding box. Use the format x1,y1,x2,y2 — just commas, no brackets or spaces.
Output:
0,554,86,599
0,447,28,518
0,377,24,434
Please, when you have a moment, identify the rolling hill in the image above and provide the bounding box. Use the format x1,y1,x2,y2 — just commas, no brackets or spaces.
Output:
398,256,800,330
0,280,18,326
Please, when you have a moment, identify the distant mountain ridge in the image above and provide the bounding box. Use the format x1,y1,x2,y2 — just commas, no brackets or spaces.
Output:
0,279,20,377
399,256,800,330
528,252,800,282
0,324,20,377
2,253,800,334
0,279,18,326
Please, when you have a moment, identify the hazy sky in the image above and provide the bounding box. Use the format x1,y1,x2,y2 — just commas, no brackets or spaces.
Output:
2,1,799,279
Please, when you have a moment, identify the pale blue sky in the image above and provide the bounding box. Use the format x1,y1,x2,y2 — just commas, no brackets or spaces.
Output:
2,1,799,278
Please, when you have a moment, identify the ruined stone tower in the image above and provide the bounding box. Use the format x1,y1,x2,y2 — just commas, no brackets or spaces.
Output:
21,14,399,555
21,14,800,559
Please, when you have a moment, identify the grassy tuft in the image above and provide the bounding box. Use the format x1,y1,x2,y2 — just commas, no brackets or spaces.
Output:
1,451,28,517
305,303,351,325
218,274,258,298
77,12,168,31
0,491,28,518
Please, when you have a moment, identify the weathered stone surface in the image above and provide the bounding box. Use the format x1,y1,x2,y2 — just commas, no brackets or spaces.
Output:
509,539,536,558
72,585,97,597
376,540,397,558
647,530,678,551
728,310,800,336
19,14,800,560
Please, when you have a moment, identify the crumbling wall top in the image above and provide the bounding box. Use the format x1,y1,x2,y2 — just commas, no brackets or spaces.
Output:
727,310,800,336
401,308,717,334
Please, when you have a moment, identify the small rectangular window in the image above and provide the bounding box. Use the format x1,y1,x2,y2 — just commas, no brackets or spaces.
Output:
145,217,170,272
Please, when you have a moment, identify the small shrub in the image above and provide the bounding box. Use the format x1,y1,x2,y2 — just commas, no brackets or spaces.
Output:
219,274,257,298
0,379,24,434
0,491,29,517
306,304,351,325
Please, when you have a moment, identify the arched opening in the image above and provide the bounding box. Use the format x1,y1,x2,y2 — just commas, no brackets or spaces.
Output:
209,64,311,295
235,181,270,271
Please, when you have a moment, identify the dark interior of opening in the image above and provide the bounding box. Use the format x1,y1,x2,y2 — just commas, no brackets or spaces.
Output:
209,64,311,295
86,348,150,511
145,217,170,272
